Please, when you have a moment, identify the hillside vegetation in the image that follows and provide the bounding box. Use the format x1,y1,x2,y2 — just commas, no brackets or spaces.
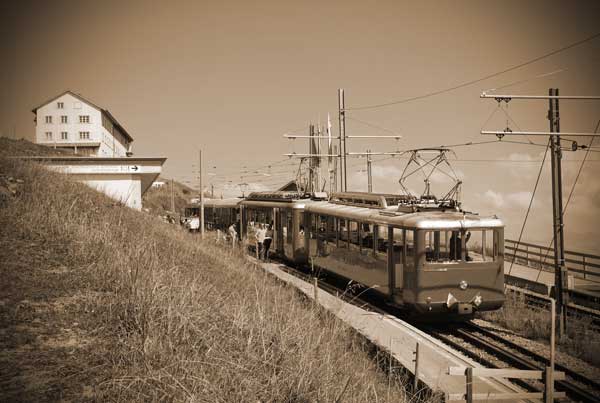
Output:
142,179,195,216
0,138,415,402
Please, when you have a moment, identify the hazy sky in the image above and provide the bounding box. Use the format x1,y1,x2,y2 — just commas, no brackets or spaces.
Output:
2,0,600,252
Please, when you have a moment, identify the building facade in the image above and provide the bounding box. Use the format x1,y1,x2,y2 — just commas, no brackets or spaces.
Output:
32,91,134,157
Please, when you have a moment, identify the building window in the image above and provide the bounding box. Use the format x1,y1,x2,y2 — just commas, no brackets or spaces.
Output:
79,131,90,140
45,131,52,140
79,115,90,123
61,131,68,140
61,115,68,124
57,102,64,109
45,116,52,124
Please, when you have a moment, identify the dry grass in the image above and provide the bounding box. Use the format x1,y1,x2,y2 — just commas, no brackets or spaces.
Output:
142,180,195,216
0,148,424,401
481,291,600,367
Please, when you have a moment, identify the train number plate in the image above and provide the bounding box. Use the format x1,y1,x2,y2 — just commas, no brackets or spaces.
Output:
458,303,473,315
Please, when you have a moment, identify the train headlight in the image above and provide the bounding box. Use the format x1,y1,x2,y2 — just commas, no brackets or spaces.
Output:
459,280,468,290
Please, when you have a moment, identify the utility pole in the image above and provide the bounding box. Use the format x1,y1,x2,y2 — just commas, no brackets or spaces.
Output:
308,124,315,193
170,178,175,213
367,149,373,193
284,90,402,193
548,88,568,337
338,88,347,192
211,184,214,198
199,149,204,239
480,89,600,337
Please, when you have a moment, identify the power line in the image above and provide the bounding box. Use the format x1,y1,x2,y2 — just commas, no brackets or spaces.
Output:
483,68,567,93
538,119,600,265
346,116,402,136
345,31,600,111
508,138,551,275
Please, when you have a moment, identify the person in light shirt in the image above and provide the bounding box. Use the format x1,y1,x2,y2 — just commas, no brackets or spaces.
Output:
256,223,266,260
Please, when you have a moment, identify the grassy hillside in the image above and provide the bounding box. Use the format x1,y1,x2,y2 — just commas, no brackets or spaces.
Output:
142,179,194,216
0,140,416,402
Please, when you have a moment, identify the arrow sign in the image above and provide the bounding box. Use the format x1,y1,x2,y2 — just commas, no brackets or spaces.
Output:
129,165,140,172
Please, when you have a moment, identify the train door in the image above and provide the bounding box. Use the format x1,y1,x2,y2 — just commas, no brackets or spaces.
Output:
275,208,284,255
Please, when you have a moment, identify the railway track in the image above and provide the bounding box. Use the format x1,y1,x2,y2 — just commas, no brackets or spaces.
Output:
427,322,600,403
257,255,600,402
506,284,600,331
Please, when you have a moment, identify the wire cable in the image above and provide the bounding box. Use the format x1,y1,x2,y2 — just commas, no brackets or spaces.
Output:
538,119,600,266
345,32,600,111
483,68,567,93
346,116,402,136
508,138,551,276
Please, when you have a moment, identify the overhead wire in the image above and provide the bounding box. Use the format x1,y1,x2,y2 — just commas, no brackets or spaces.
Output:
537,119,600,267
483,68,567,93
345,116,402,136
345,31,600,111
508,138,551,275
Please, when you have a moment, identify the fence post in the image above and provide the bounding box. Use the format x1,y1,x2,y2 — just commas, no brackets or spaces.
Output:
466,367,474,403
545,298,556,403
525,244,529,266
413,342,420,391
582,256,587,279
544,366,554,403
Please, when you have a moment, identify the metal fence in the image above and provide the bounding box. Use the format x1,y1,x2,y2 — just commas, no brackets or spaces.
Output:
505,239,600,283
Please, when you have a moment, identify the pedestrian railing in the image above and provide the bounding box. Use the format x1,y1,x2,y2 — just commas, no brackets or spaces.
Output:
505,239,600,283
447,366,565,402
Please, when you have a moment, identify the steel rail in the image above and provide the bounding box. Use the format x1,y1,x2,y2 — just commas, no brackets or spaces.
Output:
246,248,598,401
458,323,600,403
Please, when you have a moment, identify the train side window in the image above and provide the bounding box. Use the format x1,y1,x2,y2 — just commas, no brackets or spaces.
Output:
404,230,415,268
348,220,359,251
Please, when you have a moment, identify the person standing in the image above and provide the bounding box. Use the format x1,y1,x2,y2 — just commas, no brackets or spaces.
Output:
256,223,266,260
228,223,238,247
263,224,273,261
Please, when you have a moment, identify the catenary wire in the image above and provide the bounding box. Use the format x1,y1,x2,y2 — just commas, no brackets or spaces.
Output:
508,138,551,275
345,32,600,111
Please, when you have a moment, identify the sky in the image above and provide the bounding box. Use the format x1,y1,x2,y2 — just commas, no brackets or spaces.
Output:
1,0,600,252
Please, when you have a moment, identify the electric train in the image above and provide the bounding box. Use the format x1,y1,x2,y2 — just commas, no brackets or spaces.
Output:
200,191,505,317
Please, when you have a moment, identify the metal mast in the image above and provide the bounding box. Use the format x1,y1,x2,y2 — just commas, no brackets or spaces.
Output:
548,88,568,336
338,88,347,191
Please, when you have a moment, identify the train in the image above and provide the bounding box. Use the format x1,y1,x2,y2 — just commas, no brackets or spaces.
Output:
196,190,505,318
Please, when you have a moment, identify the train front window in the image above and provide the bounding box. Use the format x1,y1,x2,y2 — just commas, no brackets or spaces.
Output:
424,229,498,262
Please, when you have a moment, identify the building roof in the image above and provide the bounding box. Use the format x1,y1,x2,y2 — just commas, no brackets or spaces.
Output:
31,90,134,143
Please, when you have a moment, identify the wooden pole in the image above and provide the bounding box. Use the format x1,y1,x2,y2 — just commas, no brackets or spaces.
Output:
545,298,556,402
170,178,175,213
338,89,347,192
413,342,420,391
199,149,205,239
466,367,474,403
313,277,318,304
367,149,372,193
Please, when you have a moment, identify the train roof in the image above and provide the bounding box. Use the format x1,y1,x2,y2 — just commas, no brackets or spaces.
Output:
329,191,415,209
305,201,503,230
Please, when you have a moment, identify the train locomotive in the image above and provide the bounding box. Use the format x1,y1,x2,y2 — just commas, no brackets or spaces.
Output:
202,190,505,318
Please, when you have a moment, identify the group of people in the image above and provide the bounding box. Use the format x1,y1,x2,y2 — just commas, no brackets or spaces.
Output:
252,222,274,261
215,222,239,246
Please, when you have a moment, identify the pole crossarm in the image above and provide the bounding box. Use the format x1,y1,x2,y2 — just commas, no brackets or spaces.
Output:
284,134,341,139
482,130,599,137
481,93,600,100
347,135,402,139
284,153,341,157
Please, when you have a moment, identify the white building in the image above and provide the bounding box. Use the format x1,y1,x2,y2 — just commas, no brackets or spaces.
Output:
27,156,166,210
32,90,134,157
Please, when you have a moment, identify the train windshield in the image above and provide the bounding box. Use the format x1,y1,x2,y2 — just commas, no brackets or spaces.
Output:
424,229,498,263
